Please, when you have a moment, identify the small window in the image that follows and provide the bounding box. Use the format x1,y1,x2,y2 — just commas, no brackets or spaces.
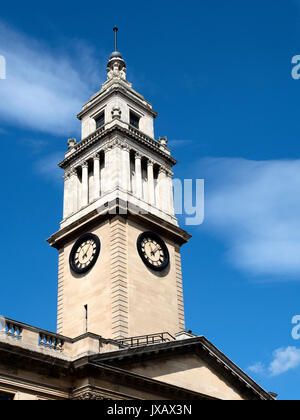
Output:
130,111,140,129
95,111,105,129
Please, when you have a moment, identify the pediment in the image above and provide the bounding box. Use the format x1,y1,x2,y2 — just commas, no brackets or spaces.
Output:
91,336,273,400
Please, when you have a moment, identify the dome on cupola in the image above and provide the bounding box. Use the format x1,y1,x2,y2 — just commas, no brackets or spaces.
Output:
110,51,123,59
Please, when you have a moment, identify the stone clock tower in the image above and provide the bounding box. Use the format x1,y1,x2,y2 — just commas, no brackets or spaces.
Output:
0,28,275,402
47,29,191,340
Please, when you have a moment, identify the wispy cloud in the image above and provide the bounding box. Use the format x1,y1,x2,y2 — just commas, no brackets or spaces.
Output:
0,22,103,136
20,138,49,155
247,362,265,375
169,139,194,148
34,152,64,183
197,157,300,278
248,346,300,377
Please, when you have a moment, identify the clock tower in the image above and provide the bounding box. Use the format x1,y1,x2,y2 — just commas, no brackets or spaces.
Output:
48,28,191,340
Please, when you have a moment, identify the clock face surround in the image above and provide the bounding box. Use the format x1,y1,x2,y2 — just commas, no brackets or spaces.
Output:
69,233,101,274
137,232,170,272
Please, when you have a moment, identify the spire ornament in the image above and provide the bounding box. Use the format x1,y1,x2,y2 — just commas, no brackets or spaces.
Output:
107,27,126,81
113,26,118,52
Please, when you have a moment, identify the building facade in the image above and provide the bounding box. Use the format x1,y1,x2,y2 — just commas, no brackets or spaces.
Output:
0,30,275,401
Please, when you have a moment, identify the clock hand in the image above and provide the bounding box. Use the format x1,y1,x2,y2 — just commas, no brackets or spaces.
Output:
152,246,160,254
150,243,159,256
83,243,92,258
149,243,155,252
81,245,88,259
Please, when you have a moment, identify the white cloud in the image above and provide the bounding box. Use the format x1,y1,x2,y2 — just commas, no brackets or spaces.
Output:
0,22,103,136
197,157,300,277
269,346,300,376
248,346,300,377
248,362,266,375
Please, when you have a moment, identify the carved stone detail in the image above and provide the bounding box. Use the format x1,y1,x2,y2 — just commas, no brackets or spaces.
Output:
111,106,122,119
68,138,77,151
71,386,115,401
73,392,110,401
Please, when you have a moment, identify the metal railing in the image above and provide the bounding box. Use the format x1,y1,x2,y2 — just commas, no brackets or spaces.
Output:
116,332,175,349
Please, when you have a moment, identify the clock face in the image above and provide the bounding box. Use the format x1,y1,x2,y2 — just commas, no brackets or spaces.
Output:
69,233,101,274
137,232,170,272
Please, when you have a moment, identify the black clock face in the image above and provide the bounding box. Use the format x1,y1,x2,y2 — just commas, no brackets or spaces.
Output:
69,233,101,274
137,232,170,272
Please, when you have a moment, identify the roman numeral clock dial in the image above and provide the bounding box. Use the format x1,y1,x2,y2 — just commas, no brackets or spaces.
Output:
69,233,101,274
137,232,170,272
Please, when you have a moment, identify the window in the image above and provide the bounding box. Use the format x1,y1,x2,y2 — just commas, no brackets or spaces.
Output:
130,111,140,129
95,111,105,129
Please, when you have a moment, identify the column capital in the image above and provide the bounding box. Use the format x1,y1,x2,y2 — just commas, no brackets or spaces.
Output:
147,159,155,167
109,138,123,149
103,144,112,153
63,171,71,180
93,153,100,161
82,161,88,169
158,166,167,175
70,169,77,177
122,144,131,152
135,151,142,160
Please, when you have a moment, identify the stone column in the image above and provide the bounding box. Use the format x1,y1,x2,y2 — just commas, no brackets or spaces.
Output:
93,154,100,200
82,161,89,207
103,147,111,194
63,171,71,218
70,169,78,214
76,168,82,209
166,171,174,215
147,160,155,206
157,167,168,212
122,145,131,192
135,152,143,199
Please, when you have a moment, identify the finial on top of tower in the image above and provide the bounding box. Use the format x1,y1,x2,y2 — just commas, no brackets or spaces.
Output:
109,26,123,60
107,26,127,81
113,26,118,51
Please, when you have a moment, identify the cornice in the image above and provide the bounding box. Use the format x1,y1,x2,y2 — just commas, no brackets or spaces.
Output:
58,123,177,169
47,200,191,249
77,84,158,121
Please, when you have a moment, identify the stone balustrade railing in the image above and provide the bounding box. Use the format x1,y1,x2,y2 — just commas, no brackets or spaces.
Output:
0,318,68,355
4,321,23,340
39,333,65,352
0,318,121,360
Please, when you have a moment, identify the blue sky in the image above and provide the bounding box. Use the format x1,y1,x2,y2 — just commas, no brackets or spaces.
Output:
1,0,300,400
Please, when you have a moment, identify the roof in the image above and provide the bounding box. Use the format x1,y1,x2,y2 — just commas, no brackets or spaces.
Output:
90,335,275,401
